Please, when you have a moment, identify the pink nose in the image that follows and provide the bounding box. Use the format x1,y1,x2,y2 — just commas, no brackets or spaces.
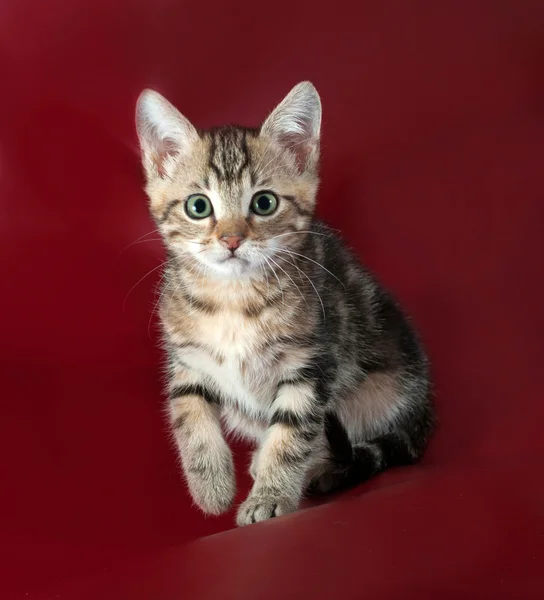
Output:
220,235,244,251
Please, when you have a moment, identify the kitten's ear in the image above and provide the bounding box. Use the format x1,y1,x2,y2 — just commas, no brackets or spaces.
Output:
261,81,321,173
135,90,198,180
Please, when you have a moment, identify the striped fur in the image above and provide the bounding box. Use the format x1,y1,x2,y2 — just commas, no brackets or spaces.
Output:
135,82,435,526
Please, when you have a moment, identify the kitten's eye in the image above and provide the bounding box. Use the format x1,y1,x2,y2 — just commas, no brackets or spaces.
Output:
185,194,213,219
251,192,278,216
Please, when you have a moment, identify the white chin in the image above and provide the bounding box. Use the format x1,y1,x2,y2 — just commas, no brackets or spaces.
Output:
209,257,253,279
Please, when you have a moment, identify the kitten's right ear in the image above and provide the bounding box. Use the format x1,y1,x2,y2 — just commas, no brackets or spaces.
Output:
135,90,198,180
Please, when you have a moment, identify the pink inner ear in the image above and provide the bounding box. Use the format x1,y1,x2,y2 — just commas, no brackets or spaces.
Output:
152,149,169,177
151,138,179,177
281,133,315,172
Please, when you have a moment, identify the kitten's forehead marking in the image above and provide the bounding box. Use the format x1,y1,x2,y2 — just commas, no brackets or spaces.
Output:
207,126,257,184
204,127,261,220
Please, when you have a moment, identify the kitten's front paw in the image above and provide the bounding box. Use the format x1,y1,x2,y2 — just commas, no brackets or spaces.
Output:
185,451,236,516
236,493,296,526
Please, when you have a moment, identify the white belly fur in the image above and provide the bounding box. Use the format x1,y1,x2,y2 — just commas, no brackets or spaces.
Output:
171,308,313,441
175,310,279,430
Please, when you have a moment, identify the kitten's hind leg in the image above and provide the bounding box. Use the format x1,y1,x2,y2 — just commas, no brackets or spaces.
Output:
305,412,353,496
306,462,350,495
307,368,434,495
305,433,416,495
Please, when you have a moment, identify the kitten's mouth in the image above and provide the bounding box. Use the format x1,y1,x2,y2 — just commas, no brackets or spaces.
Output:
221,254,245,263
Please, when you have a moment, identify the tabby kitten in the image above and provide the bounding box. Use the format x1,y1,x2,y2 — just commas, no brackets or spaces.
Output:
135,82,434,526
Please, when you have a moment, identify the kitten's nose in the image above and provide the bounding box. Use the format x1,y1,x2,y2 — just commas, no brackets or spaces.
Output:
220,235,244,251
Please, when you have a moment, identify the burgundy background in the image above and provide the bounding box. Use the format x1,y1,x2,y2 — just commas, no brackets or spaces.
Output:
1,0,543,598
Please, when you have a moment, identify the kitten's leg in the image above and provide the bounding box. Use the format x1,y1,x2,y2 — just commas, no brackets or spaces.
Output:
306,412,354,495
237,380,323,526
249,451,258,480
169,369,235,515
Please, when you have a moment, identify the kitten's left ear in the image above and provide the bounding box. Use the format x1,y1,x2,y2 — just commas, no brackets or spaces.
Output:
261,81,321,173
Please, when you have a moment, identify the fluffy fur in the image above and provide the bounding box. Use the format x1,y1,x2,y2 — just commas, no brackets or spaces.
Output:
135,82,435,526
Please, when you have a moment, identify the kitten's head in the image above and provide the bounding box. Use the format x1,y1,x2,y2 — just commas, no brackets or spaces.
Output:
135,82,321,279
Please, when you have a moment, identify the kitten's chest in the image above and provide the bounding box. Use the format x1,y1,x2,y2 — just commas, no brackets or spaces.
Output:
178,311,278,408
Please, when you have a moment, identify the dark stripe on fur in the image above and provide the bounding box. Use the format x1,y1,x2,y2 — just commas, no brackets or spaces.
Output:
238,131,250,178
300,428,320,442
207,126,258,182
172,414,186,430
270,408,321,428
160,199,181,223
278,365,319,387
181,291,218,314
324,412,353,467
243,292,283,318
281,195,312,217
277,375,308,387
170,384,221,406
277,447,312,466
207,132,222,180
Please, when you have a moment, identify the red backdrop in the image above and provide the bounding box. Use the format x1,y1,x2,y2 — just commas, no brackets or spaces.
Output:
1,0,543,598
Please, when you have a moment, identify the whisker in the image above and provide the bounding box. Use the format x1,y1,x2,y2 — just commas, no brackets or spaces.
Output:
261,254,284,307
275,248,346,289
118,229,160,257
123,261,166,312
267,230,334,241
266,254,308,308
178,259,203,315
254,253,271,298
276,254,326,322
127,238,163,246
148,273,172,337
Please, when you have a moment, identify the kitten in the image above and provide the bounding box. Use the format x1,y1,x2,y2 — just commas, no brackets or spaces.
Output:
135,82,435,526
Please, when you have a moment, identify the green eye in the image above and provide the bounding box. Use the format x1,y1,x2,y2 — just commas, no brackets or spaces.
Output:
251,192,278,216
185,194,213,219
